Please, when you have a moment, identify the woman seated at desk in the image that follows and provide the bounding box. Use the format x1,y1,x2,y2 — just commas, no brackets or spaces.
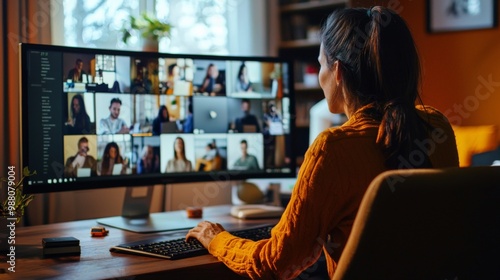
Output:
186,7,459,279
152,105,175,135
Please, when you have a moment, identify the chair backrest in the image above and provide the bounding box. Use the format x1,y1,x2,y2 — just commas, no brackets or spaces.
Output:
333,167,500,280
472,146,500,166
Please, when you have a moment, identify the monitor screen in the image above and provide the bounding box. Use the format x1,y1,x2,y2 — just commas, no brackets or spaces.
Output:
20,44,296,194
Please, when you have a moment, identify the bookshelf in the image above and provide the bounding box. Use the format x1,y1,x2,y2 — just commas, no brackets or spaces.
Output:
277,0,349,159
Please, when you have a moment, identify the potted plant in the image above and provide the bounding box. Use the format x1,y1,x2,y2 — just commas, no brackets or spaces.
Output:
121,13,172,52
1,167,36,223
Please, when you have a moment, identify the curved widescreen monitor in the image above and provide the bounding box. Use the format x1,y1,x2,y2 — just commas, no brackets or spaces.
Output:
20,43,296,194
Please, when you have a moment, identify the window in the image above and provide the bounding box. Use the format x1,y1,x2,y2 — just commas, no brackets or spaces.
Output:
56,0,230,54
53,0,269,56
95,54,116,85
156,0,228,54
60,0,139,49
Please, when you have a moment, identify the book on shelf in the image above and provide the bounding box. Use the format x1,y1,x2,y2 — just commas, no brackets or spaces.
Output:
295,99,320,127
280,18,292,41
289,15,308,40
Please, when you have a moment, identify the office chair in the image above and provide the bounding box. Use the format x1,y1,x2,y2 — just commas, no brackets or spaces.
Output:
333,167,500,280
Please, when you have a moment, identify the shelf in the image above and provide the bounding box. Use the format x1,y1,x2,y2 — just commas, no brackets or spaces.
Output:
280,0,348,13
294,83,321,92
279,39,320,49
278,0,348,166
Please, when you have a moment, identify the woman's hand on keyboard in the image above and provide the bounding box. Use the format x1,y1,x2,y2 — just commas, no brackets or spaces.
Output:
186,221,225,249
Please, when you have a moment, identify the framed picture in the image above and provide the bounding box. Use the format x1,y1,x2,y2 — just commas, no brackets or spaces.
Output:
427,0,498,33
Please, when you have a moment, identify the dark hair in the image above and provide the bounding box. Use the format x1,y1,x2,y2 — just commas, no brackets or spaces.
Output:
205,63,215,79
157,105,169,122
76,59,83,64
173,137,186,160
109,98,122,107
168,63,178,76
240,139,248,146
71,94,90,128
320,6,431,169
101,142,123,174
268,102,276,111
78,137,88,146
237,63,247,80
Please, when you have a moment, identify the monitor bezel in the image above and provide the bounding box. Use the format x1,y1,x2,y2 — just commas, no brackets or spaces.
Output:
20,43,297,194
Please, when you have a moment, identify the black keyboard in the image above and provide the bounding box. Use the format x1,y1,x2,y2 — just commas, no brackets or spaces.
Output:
110,224,274,260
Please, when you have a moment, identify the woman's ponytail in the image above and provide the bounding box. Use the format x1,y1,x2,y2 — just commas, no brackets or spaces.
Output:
367,7,432,169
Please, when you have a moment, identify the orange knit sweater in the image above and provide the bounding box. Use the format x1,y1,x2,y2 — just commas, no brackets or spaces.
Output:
208,105,459,279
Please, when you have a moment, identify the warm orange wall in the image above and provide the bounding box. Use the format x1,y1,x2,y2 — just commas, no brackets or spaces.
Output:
352,0,500,136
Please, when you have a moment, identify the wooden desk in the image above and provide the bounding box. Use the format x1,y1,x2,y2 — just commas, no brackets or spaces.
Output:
1,205,278,279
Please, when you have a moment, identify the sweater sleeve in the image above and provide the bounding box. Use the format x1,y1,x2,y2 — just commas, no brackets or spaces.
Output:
208,131,342,279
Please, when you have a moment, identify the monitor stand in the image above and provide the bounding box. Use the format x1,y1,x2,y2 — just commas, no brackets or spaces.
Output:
97,186,199,233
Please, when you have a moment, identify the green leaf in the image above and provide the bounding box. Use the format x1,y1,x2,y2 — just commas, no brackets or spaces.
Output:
1,167,36,222
121,13,172,45
23,167,36,177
